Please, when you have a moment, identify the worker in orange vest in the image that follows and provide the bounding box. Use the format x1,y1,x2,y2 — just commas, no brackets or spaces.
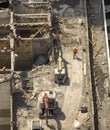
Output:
73,47,78,59
52,33,57,46
3,47,7,52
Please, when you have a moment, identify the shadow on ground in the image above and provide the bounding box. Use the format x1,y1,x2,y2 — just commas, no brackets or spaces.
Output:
46,102,66,130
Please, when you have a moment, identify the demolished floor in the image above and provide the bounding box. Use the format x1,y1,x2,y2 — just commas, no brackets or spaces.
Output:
12,1,93,130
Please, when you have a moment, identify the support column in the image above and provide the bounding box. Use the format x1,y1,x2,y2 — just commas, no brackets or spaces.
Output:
10,11,15,73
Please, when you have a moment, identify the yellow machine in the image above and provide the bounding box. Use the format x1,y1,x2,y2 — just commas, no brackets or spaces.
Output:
54,52,67,84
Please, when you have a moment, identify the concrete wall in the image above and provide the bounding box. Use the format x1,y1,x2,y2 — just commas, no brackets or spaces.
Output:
15,39,33,70
0,81,11,130
0,40,11,68
0,26,10,69
0,54,11,68
14,14,48,23
14,37,51,69
0,38,33,70
32,37,51,61
0,40,10,48
13,2,49,14
0,9,10,24
0,26,10,38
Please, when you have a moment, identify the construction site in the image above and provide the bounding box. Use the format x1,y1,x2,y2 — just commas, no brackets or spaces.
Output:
0,0,110,130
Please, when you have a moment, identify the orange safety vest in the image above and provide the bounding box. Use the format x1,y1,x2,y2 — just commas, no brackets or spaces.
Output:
73,48,78,53
52,35,57,41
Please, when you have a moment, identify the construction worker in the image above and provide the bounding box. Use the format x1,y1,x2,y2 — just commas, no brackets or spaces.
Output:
49,55,53,65
3,47,7,52
73,47,78,59
17,35,21,40
30,88,37,100
2,66,6,71
52,33,57,46
3,47,12,54
30,86,39,100
29,34,35,38
48,49,53,65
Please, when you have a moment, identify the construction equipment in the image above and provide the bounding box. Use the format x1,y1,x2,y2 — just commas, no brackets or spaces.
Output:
54,52,67,84
38,91,56,123
31,119,42,130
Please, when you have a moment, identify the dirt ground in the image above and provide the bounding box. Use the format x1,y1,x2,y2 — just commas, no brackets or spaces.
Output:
13,0,93,130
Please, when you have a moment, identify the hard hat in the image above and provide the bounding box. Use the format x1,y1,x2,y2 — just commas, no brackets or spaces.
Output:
44,93,48,97
52,33,55,36
4,47,7,50
74,119,80,128
18,35,21,39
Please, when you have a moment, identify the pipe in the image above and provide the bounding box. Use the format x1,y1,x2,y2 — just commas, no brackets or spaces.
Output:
102,0,110,82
